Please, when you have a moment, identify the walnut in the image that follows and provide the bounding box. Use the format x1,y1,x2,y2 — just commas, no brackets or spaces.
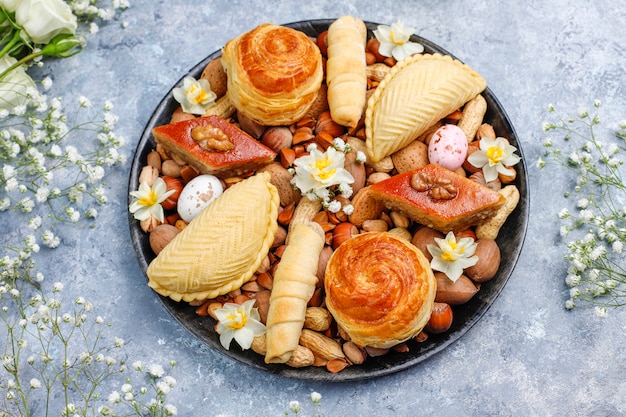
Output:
191,125,234,151
410,171,458,200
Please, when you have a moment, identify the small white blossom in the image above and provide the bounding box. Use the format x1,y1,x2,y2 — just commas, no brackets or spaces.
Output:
108,391,121,404
289,401,301,413
147,364,165,378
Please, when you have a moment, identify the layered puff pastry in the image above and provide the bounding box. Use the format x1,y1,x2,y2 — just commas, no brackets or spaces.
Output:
147,172,280,302
221,24,324,126
365,53,487,163
324,232,436,349
264,222,325,364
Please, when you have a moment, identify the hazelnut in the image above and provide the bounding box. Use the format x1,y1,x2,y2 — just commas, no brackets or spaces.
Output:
411,226,444,261
425,302,453,334
261,126,293,152
160,176,183,211
149,224,180,255
464,239,501,283
332,222,359,249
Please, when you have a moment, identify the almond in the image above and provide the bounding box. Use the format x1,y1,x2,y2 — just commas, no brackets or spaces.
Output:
391,140,429,173
257,163,300,207
348,186,384,227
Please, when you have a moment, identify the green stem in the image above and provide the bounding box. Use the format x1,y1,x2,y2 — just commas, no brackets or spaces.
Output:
0,48,43,79
0,28,22,60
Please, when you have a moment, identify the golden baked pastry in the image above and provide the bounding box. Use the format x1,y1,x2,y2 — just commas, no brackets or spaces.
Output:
365,53,487,162
326,16,367,128
147,172,279,302
152,115,276,178
324,232,436,349
265,222,325,364
221,23,324,126
368,164,505,233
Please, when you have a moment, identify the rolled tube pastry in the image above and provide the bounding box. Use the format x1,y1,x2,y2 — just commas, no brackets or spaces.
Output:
265,222,325,364
326,16,367,128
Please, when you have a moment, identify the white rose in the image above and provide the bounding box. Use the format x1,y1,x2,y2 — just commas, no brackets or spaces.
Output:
0,55,36,110
15,0,77,44
0,0,21,12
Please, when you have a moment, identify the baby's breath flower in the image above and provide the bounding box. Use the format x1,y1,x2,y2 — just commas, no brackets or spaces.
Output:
108,391,122,404
147,364,165,378
544,101,626,312
289,401,301,413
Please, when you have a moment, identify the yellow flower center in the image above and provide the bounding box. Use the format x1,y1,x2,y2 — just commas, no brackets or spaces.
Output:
441,240,464,261
390,31,405,46
138,189,158,207
225,311,247,330
187,85,208,104
486,146,504,164
313,157,336,180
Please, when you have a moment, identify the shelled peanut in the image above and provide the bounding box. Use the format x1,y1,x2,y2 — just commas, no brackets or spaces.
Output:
139,31,519,373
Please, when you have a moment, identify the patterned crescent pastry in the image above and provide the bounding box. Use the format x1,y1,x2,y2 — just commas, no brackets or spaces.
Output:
365,53,487,162
221,23,324,126
146,172,279,302
324,232,436,349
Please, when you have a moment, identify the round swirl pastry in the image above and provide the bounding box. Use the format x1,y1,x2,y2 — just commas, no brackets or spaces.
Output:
221,23,324,126
324,232,436,349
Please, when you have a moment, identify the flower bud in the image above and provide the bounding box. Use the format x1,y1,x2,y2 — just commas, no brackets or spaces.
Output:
41,34,84,58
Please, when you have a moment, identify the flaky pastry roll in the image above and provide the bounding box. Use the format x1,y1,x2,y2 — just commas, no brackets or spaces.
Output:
221,24,324,126
325,16,367,128
264,222,325,364
324,232,436,348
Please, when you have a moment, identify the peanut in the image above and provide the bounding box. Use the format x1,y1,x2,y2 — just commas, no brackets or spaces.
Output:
299,329,345,361
458,94,487,142
475,185,520,239
304,307,333,332
287,196,323,241
204,95,236,119
251,334,315,368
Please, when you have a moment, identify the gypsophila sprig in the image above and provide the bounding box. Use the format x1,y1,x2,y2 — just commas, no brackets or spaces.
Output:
0,280,179,416
2,1,179,416
541,100,626,314
284,392,323,417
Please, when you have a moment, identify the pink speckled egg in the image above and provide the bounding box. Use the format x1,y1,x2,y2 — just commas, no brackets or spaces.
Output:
177,174,223,222
427,124,468,170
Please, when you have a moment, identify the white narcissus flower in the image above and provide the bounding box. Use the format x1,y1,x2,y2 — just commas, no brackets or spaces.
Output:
214,299,265,350
0,55,37,111
291,146,354,201
427,232,479,282
172,76,217,115
128,177,175,223
15,0,78,44
373,22,424,61
467,137,521,182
